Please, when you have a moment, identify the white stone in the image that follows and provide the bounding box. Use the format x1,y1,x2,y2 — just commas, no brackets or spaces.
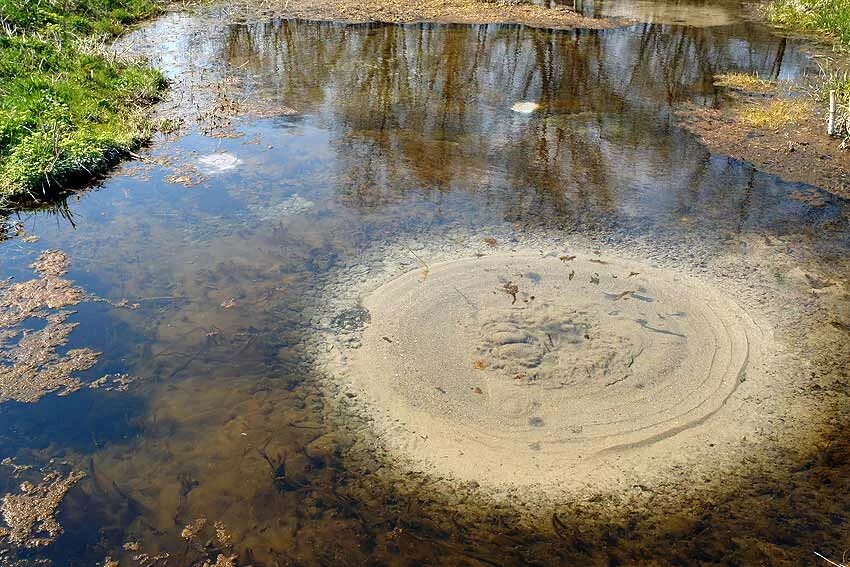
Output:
198,153,242,174
510,101,540,114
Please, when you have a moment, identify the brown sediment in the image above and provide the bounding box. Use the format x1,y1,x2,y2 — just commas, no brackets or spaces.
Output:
0,470,85,548
677,83,850,198
229,0,623,29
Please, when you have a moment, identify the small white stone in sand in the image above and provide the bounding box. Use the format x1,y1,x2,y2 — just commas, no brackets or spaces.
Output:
198,153,242,174
511,101,540,114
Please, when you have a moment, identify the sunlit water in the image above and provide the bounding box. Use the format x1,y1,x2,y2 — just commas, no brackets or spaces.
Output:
544,0,744,26
1,4,850,565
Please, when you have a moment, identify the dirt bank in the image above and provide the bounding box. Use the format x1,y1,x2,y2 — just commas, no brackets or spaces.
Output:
227,0,623,29
677,78,850,199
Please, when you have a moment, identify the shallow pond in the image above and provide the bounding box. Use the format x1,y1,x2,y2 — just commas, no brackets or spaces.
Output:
1,3,850,566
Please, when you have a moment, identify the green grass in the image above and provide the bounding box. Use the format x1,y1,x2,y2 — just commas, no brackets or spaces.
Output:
765,0,850,45
764,0,850,143
0,0,167,202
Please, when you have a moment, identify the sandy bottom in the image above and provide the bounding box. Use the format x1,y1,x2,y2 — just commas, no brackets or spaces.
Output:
324,248,791,491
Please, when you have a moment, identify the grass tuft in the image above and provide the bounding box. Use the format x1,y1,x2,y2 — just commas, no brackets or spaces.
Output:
764,0,850,46
714,73,777,94
0,0,167,202
764,0,850,144
738,99,811,128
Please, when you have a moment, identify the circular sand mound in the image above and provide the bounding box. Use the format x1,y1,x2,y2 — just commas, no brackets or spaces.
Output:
330,250,773,489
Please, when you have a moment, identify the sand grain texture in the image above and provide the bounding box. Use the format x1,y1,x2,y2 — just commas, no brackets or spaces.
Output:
329,251,777,490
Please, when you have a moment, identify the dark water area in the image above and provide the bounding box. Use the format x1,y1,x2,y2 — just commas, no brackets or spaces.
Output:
1,3,850,565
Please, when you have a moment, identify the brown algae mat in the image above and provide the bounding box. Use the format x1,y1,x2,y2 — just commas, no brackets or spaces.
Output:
317,231,843,504
227,0,622,29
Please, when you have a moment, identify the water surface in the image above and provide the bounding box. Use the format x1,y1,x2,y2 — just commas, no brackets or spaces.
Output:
1,5,850,565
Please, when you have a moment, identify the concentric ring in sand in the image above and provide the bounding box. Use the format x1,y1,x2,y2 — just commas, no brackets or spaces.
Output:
335,251,767,488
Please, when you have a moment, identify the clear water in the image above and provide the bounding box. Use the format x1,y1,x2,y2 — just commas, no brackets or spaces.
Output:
1,5,850,565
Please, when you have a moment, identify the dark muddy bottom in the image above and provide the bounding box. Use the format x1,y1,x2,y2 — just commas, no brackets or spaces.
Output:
1,2,849,566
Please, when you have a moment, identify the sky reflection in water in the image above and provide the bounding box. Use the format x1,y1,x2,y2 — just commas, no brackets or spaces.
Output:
1,10,849,565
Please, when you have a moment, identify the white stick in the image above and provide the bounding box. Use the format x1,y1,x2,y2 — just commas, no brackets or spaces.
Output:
815,551,847,567
828,90,836,136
